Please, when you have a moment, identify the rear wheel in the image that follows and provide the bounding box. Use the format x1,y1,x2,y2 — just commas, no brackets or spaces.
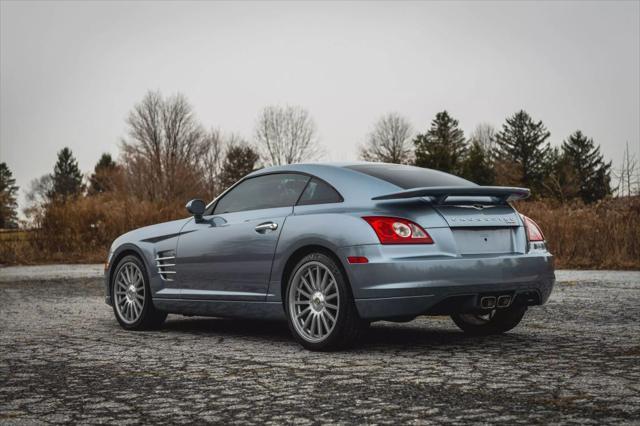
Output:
285,253,366,351
111,255,167,330
451,305,527,335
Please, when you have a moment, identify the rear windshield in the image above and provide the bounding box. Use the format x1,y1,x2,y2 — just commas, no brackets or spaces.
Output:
345,164,474,189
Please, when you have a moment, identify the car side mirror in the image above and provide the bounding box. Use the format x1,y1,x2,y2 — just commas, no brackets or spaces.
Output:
186,199,206,221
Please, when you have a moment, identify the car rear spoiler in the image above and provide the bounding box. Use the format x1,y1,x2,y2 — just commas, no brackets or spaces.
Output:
371,186,530,203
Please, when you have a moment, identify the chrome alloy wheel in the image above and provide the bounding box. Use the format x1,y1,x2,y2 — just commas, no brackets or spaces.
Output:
288,261,340,343
114,262,145,324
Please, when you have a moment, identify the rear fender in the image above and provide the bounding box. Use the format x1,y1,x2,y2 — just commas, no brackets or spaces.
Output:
268,209,377,302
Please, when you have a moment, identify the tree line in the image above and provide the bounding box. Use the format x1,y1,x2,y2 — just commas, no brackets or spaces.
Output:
0,89,637,229
1,91,321,228
360,110,614,203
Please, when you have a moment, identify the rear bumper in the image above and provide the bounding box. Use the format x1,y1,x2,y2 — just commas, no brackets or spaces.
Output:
339,245,555,320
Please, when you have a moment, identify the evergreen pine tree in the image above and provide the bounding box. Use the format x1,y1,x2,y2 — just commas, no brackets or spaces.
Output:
460,141,495,185
542,146,578,201
49,147,83,200
561,130,611,203
219,144,260,190
0,162,20,228
88,153,118,195
495,110,551,192
414,111,466,174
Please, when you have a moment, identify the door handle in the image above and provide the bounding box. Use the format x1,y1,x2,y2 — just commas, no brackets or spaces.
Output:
255,222,278,233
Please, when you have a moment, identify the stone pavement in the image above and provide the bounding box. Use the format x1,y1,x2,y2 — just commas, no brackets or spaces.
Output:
1,271,639,424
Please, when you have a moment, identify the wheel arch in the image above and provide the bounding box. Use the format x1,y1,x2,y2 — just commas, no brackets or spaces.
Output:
279,244,354,305
108,244,148,296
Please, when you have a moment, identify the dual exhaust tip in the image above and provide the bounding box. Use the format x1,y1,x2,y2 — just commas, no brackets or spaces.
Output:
480,295,512,309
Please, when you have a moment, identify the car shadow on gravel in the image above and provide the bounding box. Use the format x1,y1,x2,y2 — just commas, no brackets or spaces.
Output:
360,323,537,349
154,316,540,351
161,317,292,340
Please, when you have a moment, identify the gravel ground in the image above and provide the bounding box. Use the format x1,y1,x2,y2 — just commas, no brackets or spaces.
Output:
0,269,639,424
0,264,104,282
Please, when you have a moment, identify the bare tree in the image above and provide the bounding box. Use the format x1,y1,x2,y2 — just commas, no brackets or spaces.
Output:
200,130,253,199
615,141,639,197
23,174,53,224
254,105,320,166
121,91,208,202
200,129,225,199
359,113,413,164
468,123,497,153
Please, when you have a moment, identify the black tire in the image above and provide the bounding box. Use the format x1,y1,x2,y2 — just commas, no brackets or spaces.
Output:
451,305,527,336
111,255,167,330
285,252,367,351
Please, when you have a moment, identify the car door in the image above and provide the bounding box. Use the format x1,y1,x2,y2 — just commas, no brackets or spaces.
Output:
175,173,310,301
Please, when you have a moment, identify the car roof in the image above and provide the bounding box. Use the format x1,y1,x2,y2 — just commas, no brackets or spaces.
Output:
246,162,453,203
249,161,476,201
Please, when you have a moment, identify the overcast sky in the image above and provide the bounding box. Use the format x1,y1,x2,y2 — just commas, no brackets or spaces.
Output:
1,0,639,211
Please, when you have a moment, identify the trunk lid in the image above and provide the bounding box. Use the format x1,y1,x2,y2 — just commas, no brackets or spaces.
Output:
433,204,520,228
434,205,521,255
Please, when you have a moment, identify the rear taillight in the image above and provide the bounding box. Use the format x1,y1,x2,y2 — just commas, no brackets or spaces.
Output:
520,214,544,242
362,216,434,244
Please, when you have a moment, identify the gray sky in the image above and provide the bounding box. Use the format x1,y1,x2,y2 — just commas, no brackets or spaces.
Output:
1,0,639,211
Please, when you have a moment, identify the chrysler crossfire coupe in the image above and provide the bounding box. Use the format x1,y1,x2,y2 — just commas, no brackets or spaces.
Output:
105,163,555,350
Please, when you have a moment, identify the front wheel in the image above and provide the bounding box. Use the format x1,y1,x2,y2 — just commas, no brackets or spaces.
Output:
111,255,167,330
285,253,367,351
451,305,527,336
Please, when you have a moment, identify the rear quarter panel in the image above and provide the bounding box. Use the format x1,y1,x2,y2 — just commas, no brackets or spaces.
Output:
267,204,378,302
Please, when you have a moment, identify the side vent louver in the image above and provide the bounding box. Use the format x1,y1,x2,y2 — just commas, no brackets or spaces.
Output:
156,251,176,281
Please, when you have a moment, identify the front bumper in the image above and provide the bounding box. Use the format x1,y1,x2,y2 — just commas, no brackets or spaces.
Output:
339,245,555,320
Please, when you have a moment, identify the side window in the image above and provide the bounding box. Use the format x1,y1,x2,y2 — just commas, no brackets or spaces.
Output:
213,174,310,214
297,178,343,205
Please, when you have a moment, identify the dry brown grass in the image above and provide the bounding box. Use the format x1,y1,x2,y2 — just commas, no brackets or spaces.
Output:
516,197,640,269
1,196,638,269
0,194,184,265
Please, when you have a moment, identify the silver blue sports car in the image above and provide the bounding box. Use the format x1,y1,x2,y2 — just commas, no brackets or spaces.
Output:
105,162,554,350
